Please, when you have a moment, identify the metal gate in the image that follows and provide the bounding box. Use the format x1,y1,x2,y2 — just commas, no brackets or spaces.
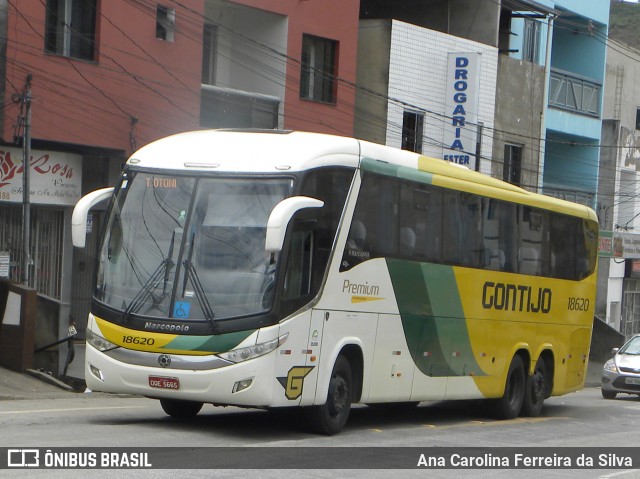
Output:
622,279,640,338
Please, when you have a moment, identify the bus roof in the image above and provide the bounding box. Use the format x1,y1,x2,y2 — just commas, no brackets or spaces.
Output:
128,129,362,172
128,129,597,222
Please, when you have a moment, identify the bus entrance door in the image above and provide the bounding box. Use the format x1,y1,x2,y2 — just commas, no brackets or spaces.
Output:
310,309,378,405
368,313,416,402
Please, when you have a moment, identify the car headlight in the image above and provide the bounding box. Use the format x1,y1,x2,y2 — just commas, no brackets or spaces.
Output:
603,358,618,373
218,333,288,364
86,328,119,352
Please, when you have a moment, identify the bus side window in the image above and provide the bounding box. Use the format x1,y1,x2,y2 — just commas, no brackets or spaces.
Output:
399,227,416,256
341,219,371,270
442,190,460,265
301,166,354,277
497,201,517,273
340,172,397,271
483,198,502,270
282,226,314,301
517,206,544,276
550,214,577,280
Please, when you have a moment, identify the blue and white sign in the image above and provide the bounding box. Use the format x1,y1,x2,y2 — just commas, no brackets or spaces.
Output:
173,301,191,319
442,52,481,170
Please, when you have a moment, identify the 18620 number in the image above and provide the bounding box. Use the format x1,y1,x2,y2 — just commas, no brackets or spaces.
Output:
568,297,589,311
122,335,155,346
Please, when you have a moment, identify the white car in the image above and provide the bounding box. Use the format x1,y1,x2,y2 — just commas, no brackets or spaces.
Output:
601,334,640,399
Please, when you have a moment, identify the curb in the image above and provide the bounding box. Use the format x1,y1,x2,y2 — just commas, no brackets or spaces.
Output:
25,369,76,392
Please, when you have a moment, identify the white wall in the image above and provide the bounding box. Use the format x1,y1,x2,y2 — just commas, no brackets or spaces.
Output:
386,21,498,176
205,0,288,123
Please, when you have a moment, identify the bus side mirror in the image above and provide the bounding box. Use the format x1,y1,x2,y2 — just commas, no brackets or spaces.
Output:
265,196,324,252
72,187,114,248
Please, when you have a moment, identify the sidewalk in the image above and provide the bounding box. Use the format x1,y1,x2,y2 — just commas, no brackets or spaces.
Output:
0,367,75,400
0,341,86,400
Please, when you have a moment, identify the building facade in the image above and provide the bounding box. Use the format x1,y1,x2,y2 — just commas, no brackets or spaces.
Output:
355,0,500,175
0,0,359,374
354,0,609,207
599,38,640,336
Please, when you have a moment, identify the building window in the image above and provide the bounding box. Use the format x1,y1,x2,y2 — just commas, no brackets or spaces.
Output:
300,34,338,104
636,107,640,130
522,18,541,63
44,0,97,61
156,5,176,42
201,24,217,85
401,111,424,153
503,144,523,186
619,170,636,230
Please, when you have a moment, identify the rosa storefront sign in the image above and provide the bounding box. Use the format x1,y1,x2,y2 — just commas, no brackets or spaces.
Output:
0,148,82,206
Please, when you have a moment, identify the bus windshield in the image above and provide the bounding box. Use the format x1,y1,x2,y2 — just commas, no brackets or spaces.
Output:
96,172,294,321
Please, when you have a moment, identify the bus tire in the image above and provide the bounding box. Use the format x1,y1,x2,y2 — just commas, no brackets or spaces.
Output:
490,354,525,419
522,358,547,417
160,398,203,418
305,355,352,435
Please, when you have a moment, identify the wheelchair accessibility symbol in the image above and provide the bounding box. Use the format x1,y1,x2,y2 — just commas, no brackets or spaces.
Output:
173,301,191,319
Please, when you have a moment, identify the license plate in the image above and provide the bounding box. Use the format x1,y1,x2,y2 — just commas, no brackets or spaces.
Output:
625,377,640,385
149,376,180,389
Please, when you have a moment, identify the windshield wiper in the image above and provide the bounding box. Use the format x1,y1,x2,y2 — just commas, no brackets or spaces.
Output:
182,232,216,330
123,231,177,321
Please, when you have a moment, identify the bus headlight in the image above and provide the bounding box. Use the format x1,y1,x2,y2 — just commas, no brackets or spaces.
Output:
86,328,119,352
218,333,288,364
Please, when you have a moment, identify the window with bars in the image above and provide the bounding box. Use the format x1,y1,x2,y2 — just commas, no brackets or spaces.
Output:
300,34,338,104
156,5,176,42
503,143,523,186
522,18,541,63
0,206,65,299
44,0,97,61
401,111,424,153
201,24,218,85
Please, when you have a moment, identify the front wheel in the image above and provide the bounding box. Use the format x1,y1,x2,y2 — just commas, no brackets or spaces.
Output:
522,358,548,417
304,355,352,435
601,389,617,400
160,398,203,418
490,355,525,419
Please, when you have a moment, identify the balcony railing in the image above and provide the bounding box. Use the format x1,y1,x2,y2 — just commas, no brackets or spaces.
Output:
200,84,280,129
548,69,601,117
543,184,595,209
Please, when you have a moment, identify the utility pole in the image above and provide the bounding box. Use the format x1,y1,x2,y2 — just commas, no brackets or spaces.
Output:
19,74,32,286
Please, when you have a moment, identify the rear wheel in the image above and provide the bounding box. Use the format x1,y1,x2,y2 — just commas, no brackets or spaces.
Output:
601,389,617,400
160,398,203,418
490,355,525,419
305,355,352,435
522,358,548,417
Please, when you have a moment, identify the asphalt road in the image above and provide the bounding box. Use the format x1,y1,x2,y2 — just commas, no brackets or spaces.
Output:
2,385,640,478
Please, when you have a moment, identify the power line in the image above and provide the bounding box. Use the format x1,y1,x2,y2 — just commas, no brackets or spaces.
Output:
6,0,639,194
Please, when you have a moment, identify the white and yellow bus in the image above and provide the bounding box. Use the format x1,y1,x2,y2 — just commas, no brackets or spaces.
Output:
72,130,598,434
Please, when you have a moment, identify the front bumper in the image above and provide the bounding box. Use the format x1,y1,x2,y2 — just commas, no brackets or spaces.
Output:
85,343,277,407
601,368,640,395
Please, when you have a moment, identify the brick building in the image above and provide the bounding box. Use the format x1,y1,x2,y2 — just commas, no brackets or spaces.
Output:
0,0,359,373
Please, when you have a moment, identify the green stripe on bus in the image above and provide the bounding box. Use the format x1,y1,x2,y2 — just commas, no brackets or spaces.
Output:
162,329,255,353
386,259,485,377
360,158,434,184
